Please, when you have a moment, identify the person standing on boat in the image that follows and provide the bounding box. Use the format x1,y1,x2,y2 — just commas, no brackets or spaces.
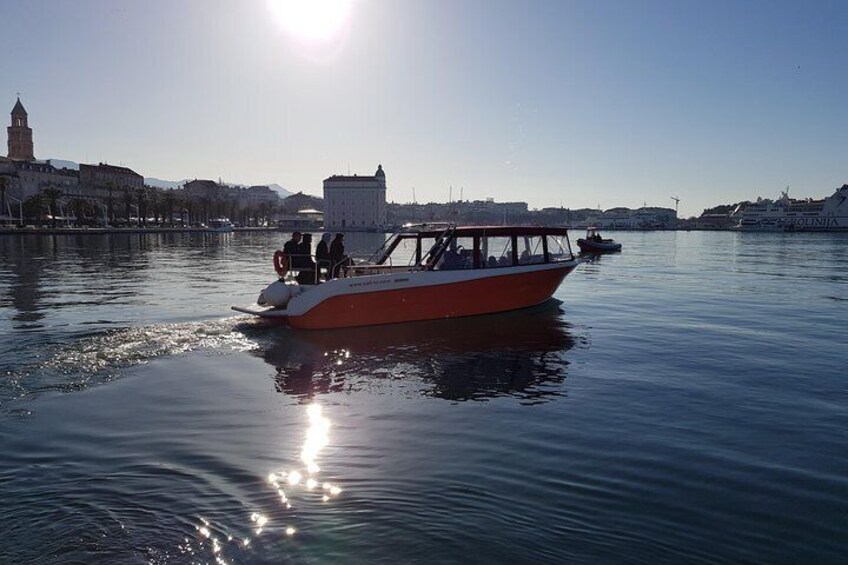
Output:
283,232,302,265
330,233,349,278
315,233,332,281
295,233,317,285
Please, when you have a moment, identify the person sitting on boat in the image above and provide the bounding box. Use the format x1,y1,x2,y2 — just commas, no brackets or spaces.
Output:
487,255,498,268
295,233,317,285
440,242,463,269
593,233,603,242
330,233,350,278
315,233,332,281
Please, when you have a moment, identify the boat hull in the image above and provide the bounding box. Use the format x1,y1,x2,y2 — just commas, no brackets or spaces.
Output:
287,263,575,329
577,239,621,253
234,262,577,329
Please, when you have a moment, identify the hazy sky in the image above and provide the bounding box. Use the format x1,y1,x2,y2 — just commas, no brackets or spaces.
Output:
2,0,847,216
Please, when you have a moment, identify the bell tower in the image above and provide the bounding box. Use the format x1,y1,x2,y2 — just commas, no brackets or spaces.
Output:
8,97,34,161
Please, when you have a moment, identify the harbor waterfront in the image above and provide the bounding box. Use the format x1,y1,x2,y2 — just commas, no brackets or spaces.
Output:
1,230,847,563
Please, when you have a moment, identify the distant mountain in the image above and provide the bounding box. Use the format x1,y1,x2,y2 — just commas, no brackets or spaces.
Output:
46,159,79,170
267,184,293,198
145,177,190,190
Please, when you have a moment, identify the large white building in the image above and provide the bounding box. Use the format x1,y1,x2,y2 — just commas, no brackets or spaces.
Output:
323,164,387,231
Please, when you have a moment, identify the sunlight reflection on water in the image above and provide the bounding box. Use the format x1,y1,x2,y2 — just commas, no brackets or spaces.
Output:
187,402,342,562
265,402,342,534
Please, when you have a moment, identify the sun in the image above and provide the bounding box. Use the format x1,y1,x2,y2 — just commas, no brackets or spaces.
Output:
267,0,353,42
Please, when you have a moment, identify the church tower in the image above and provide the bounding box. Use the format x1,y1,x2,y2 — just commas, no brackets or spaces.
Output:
8,97,34,161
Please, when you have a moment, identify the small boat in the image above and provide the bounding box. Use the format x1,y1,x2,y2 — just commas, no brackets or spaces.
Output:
233,225,580,330
576,227,621,253
208,219,234,233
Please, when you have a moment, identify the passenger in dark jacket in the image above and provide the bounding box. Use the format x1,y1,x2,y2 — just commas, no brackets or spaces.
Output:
283,231,302,258
329,233,348,278
283,231,302,267
295,233,316,284
315,233,332,280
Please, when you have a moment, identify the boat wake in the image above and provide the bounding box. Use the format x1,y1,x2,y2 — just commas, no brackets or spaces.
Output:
1,302,585,411
0,316,261,409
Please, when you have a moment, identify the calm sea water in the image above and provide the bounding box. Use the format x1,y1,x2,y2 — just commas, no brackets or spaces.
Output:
0,230,846,564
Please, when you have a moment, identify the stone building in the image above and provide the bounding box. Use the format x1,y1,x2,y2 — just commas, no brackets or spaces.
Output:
281,191,323,214
184,179,222,200
183,180,280,208
15,160,78,199
241,185,280,207
77,163,143,201
323,164,387,231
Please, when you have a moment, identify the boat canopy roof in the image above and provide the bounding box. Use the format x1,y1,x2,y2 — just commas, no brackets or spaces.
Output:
399,226,571,238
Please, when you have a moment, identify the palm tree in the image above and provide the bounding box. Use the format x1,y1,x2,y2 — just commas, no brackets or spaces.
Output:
0,176,8,217
23,193,45,225
199,197,211,225
163,191,175,227
135,187,147,227
123,189,133,223
69,198,90,226
41,186,63,228
180,198,190,226
228,201,240,225
106,181,117,225
147,188,161,226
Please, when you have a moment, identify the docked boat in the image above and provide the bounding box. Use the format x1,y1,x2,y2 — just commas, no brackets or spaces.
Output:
576,228,622,253
233,225,580,329
208,218,234,233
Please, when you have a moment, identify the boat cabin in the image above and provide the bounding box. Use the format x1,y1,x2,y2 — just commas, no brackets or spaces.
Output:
348,225,575,276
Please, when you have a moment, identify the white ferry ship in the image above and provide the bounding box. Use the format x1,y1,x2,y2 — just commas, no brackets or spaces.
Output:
732,184,848,231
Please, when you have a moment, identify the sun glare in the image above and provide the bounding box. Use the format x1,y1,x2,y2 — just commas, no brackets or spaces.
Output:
268,0,353,41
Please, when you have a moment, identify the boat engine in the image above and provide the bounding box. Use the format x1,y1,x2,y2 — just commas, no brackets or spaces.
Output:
257,280,302,308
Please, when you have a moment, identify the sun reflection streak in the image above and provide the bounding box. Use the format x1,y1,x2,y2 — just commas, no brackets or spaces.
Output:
301,403,330,474
251,402,344,546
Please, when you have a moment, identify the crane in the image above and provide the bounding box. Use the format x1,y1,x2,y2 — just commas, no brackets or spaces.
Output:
670,195,681,214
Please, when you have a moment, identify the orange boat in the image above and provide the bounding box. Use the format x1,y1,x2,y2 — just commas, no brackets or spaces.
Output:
233,225,580,330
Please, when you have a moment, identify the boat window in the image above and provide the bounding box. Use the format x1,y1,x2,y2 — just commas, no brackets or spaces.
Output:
435,236,474,270
517,236,545,265
482,236,513,267
546,235,570,261
389,236,419,266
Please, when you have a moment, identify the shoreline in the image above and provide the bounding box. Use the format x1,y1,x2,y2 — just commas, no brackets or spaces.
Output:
3,225,847,236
